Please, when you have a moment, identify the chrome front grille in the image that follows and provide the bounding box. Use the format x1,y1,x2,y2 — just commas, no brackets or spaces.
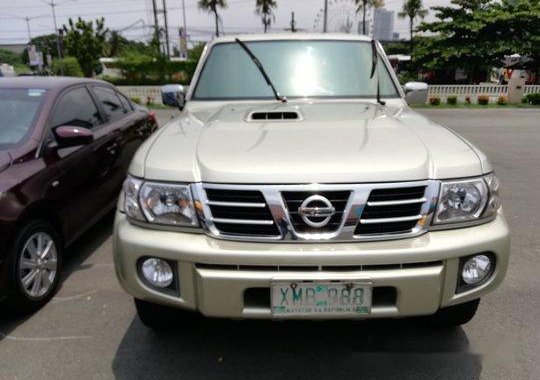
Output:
192,181,439,242
204,189,280,237
355,186,427,235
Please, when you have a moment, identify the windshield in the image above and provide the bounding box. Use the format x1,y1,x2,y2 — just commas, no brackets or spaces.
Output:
193,40,399,100
0,88,47,147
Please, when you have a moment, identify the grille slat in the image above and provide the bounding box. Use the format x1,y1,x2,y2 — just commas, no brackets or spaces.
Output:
206,189,280,237
355,186,427,236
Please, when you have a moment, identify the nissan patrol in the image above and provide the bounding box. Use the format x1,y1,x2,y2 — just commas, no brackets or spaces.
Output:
113,34,510,328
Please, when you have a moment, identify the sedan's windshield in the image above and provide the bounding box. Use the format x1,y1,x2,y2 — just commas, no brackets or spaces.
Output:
0,88,47,147
193,40,399,100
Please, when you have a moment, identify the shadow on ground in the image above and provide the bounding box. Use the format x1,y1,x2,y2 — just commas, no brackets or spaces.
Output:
0,211,114,341
113,316,482,380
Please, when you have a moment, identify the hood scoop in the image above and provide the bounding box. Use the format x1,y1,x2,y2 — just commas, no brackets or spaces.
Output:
247,110,302,122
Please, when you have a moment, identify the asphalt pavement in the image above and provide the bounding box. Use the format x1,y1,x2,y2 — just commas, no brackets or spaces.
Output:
0,108,538,380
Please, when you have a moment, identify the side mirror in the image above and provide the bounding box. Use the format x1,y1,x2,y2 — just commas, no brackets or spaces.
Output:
53,126,94,148
403,82,429,105
161,84,187,110
176,90,186,111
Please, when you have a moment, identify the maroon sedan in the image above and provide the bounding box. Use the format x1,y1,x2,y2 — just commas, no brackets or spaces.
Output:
0,77,157,312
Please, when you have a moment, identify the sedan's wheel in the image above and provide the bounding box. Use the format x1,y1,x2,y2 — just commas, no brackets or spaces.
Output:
19,232,58,299
3,220,63,313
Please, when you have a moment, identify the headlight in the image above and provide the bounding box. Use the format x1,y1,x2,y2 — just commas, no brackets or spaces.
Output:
433,174,500,225
122,176,144,221
122,176,199,227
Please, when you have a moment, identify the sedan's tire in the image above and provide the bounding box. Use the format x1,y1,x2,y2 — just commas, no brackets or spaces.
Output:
3,220,63,314
429,299,480,327
135,298,198,330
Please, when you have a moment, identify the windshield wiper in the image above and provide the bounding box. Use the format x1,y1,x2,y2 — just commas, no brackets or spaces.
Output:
370,40,386,106
235,38,286,103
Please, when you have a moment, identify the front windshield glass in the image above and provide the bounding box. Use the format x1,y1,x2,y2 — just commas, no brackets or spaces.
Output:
193,40,399,100
0,88,47,147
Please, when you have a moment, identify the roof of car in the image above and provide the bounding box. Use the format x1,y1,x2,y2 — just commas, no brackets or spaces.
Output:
210,33,373,44
0,76,110,90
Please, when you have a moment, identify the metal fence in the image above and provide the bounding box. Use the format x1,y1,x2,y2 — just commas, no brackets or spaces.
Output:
117,85,540,106
428,84,540,102
117,86,164,105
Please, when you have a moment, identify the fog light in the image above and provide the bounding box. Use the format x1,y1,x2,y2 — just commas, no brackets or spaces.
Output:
141,258,174,288
462,254,492,285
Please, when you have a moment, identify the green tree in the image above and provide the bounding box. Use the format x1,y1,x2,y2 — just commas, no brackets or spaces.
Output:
52,56,83,77
20,34,59,65
415,0,540,83
255,0,277,33
355,0,384,35
398,0,428,51
62,17,109,77
198,0,227,37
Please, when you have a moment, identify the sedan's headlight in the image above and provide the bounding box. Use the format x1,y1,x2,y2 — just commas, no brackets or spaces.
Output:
433,174,500,225
122,176,199,227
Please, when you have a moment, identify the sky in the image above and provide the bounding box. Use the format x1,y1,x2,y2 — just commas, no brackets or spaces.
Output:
0,0,448,46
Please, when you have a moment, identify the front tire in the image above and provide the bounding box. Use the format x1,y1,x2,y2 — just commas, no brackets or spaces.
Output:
429,299,480,327
135,298,198,330
3,220,63,313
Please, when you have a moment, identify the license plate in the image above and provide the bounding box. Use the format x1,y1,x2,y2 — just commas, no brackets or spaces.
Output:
271,281,372,317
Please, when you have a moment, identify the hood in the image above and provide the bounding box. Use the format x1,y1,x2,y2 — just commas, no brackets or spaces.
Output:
0,151,12,173
135,102,488,183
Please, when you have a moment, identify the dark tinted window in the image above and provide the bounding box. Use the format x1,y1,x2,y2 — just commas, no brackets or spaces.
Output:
94,87,128,122
117,92,133,112
50,87,102,129
0,88,47,146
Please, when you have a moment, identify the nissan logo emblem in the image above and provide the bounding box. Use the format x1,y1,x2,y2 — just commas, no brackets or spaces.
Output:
298,195,336,228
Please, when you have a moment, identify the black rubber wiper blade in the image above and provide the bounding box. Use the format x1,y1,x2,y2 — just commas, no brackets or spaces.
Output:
235,38,286,103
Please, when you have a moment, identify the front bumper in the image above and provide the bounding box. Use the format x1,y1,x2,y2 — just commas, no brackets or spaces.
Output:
113,211,510,319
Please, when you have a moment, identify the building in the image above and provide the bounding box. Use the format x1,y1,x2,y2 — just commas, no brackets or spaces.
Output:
373,9,394,41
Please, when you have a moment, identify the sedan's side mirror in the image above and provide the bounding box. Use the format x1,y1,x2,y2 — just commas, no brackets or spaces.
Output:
53,126,94,148
403,81,429,105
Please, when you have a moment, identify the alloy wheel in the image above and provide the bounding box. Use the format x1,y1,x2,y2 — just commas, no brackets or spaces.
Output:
18,232,58,299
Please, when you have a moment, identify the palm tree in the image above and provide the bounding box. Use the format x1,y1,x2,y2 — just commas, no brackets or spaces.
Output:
198,0,227,37
255,0,278,33
355,0,384,36
398,0,428,51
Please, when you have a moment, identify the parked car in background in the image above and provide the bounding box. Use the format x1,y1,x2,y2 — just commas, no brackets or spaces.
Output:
114,34,509,329
0,77,157,312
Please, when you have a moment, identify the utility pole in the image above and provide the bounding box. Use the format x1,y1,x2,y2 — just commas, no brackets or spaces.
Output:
49,0,63,60
323,0,328,32
162,0,171,58
25,16,32,40
151,0,161,54
181,0,187,42
290,12,296,33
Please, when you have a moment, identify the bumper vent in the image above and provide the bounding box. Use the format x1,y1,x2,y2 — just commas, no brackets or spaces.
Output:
355,186,427,235
204,189,280,237
282,191,351,233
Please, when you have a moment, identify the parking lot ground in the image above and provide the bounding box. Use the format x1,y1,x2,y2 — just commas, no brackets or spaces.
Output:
1,108,539,380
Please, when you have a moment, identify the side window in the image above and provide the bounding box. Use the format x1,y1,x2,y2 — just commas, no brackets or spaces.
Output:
117,92,133,112
93,86,128,123
50,87,103,129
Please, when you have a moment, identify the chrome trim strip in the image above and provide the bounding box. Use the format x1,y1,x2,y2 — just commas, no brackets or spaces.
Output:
206,201,267,208
210,218,274,225
359,215,422,224
191,180,440,243
367,198,427,206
